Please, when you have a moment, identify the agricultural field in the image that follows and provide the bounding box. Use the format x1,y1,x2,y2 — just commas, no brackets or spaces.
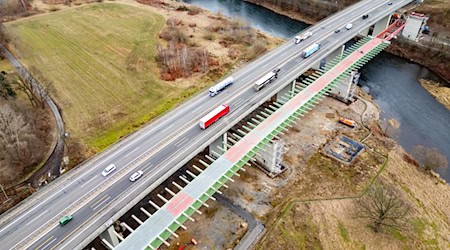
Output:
5,3,202,151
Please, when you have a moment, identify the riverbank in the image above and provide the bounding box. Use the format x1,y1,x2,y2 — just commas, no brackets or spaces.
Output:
419,79,450,110
243,0,450,84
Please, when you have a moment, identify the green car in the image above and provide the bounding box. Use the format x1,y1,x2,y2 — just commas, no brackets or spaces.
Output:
59,215,73,226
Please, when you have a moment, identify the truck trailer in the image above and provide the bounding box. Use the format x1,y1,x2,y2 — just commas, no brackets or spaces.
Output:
209,77,234,97
302,43,321,58
254,68,280,91
199,104,230,129
294,31,313,44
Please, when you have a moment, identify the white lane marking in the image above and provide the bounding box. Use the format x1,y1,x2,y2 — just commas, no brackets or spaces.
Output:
7,0,396,245
174,137,189,147
26,212,47,226
0,0,348,232
125,147,140,157
39,237,57,250
142,164,154,173
92,196,111,211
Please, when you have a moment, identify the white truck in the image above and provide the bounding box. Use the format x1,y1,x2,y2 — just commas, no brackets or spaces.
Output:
209,77,234,97
294,31,312,44
254,68,280,91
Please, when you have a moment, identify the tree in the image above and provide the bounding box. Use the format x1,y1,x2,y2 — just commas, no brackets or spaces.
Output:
15,66,53,109
412,145,448,172
0,104,34,162
0,73,16,98
356,185,409,233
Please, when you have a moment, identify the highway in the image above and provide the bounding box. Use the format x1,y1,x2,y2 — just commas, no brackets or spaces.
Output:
0,0,412,249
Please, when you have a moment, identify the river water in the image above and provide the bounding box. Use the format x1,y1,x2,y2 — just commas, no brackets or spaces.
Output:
182,0,450,182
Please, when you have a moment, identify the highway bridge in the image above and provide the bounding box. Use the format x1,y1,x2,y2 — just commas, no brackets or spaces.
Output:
0,0,412,249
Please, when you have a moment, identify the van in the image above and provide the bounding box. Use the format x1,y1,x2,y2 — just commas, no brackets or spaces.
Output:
102,164,116,177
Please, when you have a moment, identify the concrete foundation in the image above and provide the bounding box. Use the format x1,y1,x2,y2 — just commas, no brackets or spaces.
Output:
99,226,120,249
209,133,228,157
325,45,345,65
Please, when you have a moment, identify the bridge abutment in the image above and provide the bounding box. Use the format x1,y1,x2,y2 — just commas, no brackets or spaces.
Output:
209,133,228,157
373,15,392,37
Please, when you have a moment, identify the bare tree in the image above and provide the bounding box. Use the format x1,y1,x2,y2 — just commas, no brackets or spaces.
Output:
0,104,34,162
356,185,409,233
412,145,448,172
15,66,53,109
28,66,54,109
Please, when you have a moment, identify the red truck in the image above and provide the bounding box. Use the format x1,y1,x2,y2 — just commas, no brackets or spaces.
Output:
199,104,230,129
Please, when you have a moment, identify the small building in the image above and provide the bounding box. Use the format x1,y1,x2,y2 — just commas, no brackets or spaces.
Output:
402,12,429,41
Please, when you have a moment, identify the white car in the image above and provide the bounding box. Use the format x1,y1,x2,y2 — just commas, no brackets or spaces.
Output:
345,23,353,30
102,164,116,177
129,170,143,182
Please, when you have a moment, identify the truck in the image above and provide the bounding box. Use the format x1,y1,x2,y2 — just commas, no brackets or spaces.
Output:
254,68,280,91
294,31,312,44
199,104,230,129
302,43,320,58
209,77,234,97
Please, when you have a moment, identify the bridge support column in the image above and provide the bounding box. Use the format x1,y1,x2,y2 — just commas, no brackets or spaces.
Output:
324,45,345,65
276,80,296,101
359,26,370,37
254,139,285,176
100,225,120,249
209,133,228,157
373,15,391,36
329,70,360,103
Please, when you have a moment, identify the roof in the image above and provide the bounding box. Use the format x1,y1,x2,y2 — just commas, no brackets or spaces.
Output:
199,105,227,124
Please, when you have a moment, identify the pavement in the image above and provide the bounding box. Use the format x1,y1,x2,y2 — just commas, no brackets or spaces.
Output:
0,0,414,249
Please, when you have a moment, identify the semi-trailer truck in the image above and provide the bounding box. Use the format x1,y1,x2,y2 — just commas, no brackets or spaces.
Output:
302,43,321,58
209,77,234,97
294,31,312,44
254,68,280,91
199,104,230,129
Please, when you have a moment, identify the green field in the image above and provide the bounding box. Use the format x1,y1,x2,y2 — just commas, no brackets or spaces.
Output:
6,3,201,151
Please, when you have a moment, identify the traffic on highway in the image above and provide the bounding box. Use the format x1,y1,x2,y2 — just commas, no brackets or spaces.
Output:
0,0,413,249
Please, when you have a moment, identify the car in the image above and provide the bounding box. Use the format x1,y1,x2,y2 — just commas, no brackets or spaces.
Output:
362,14,369,19
345,23,353,30
272,68,281,74
59,215,73,226
335,29,341,33
388,2,393,5
129,170,143,182
102,164,116,177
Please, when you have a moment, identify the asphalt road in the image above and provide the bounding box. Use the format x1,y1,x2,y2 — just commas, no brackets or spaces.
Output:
0,0,413,249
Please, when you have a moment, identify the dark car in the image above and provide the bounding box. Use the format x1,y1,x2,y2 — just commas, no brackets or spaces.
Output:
388,2,393,5
334,29,341,33
362,14,369,19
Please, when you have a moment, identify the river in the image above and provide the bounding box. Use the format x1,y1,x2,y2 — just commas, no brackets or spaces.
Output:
181,0,450,182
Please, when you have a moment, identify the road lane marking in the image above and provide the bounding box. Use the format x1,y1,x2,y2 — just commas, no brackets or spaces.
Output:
6,0,398,247
124,147,140,157
0,1,356,233
92,196,111,211
26,211,47,226
90,194,109,209
142,164,154,173
174,137,189,147
34,236,55,250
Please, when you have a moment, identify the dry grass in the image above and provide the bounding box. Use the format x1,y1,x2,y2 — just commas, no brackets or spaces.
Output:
5,3,191,151
419,79,450,110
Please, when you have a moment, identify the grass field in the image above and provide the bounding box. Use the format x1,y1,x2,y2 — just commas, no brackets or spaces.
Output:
5,3,203,151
